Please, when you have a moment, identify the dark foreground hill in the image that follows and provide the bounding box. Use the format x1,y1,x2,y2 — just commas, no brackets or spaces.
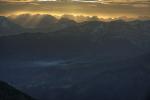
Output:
0,81,35,100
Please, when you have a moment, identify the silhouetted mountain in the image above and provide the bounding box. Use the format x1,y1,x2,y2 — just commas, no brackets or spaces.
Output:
0,81,35,100
0,16,23,36
5,15,150,37
0,17,150,100
35,15,57,29
57,17,77,28
9,14,57,29
9,15,77,32
8,14,59,33
1,20,150,59
39,17,77,32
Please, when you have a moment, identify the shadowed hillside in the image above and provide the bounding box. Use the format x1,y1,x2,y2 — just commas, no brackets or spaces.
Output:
0,81,35,100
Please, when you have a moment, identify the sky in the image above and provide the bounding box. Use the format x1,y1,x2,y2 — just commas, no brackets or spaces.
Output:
0,0,150,19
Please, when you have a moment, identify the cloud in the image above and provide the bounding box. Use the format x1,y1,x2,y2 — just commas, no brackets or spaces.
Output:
1,0,149,3
102,0,149,3
0,0,149,18
0,0,34,2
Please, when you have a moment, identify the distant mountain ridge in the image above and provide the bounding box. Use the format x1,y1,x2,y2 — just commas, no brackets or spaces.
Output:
0,16,24,36
0,18,150,56
8,14,77,32
0,15,150,58
0,15,149,36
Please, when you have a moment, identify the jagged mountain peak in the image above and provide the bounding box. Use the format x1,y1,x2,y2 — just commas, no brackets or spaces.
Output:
0,16,23,36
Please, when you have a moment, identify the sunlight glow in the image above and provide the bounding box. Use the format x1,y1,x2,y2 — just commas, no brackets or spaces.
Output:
38,0,57,1
10,11,112,19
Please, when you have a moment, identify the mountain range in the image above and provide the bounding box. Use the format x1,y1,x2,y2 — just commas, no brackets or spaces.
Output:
0,15,150,36
0,15,150,100
0,17,150,58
